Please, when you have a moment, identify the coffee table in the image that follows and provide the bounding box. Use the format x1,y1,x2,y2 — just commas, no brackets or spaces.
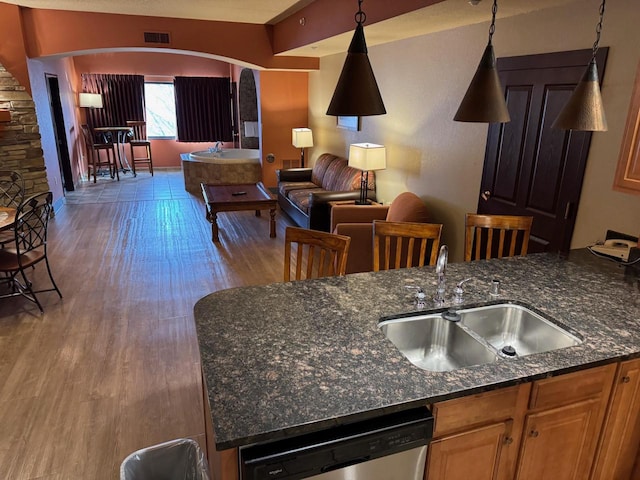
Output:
201,183,277,243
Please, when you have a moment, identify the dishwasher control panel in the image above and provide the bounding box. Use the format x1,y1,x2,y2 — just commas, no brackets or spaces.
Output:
240,407,434,480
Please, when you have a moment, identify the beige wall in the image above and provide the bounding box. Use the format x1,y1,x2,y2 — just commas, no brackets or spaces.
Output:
309,0,640,262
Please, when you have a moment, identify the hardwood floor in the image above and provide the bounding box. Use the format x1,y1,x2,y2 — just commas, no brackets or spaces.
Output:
0,171,292,479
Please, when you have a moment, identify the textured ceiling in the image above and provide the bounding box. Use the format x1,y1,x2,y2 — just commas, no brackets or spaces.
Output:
3,0,581,57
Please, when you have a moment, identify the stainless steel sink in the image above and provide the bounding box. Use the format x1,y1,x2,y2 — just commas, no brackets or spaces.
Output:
379,302,582,372
459,303,582,356
379,315,497,372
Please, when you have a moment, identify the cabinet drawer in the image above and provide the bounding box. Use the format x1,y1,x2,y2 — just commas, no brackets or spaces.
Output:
529,364,617,410
432,383,530,437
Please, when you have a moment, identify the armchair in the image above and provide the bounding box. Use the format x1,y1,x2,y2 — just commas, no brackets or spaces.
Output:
331,192,430,273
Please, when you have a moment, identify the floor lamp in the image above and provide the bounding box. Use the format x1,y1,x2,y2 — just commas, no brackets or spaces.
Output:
348,143,386,205
292,128,313,168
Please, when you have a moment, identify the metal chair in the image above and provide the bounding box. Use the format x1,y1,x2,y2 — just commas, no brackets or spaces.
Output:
81,124,118,183
373,220,443,271
284,227,351,281
0,191,62,312
0,170,25,248
0,170,24,208
126,120,154,176
464,214,533,261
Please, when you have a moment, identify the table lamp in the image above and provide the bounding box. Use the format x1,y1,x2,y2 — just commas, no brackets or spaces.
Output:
292,128,313,168
78,93,103,109
348,143,386,205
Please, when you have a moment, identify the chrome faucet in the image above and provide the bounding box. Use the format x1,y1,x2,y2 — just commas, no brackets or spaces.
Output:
434,245,448,305
209,141,223,154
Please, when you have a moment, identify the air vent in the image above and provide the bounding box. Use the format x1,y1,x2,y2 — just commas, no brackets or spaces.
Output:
144,32,170,44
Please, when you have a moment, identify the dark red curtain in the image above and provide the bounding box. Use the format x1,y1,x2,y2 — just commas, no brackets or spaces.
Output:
81,74,145,129
174,77,233,142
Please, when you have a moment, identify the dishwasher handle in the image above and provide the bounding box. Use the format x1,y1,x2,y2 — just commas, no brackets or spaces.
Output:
321,456,371,473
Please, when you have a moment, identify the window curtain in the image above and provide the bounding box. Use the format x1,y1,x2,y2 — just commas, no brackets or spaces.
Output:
81,74,145,129
174,77,233,142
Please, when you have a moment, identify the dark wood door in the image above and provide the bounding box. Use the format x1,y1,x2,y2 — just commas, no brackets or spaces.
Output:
46,74,74,192
478,48,608,253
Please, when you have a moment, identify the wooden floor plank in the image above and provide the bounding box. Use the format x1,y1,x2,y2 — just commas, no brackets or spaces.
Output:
0,171,292,479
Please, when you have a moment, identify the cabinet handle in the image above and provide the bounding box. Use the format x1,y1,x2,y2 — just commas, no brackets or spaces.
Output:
504,436,513,445
529,430,539,438
622,376,631,383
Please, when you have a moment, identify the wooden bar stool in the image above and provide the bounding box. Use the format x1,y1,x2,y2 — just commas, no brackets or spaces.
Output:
464,214,533,261
284,227,351,281
81,125,118,183
126,121,153,176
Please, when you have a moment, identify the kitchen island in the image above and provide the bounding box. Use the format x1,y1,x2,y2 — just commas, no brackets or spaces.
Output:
194,251,640,477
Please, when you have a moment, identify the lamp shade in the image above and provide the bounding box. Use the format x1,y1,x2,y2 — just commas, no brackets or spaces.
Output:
552,60,607,131
292,128,314,148
326,24,386,117
348,143,386,171
78,93,103,108
454,43,510,123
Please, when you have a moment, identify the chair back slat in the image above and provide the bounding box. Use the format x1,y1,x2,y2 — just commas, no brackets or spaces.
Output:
284,227,351,282
126,121,147,141
373,221,443,272
464,214,534,261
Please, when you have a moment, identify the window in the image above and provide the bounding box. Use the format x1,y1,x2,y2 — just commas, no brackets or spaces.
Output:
144,82,176,138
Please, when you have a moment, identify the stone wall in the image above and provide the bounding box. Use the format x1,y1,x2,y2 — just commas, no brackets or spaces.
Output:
0,63,50,196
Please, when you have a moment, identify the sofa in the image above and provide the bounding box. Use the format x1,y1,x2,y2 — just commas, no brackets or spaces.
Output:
331,191,430,274
276,153,376,232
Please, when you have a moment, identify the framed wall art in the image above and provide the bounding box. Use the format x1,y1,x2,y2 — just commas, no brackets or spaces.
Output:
337,116,360,131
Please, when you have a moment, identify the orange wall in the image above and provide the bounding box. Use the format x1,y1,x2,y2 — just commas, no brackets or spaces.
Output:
0,3,31,94
73,52,231,77
260,71,309,188
19,8,318,71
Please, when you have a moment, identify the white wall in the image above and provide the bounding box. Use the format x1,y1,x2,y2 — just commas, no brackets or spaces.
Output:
309,0,640,261
28,56,81,203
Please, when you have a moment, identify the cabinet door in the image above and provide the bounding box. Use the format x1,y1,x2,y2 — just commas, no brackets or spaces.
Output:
516,399,601,480
591,358,640,480
426,421,515,480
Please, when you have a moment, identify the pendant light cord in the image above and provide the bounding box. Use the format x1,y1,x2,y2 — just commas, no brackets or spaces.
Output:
488,0,498,45
355,0,366,26
591,0,606,61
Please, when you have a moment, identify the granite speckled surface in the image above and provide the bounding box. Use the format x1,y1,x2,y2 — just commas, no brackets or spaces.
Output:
194,251,640,450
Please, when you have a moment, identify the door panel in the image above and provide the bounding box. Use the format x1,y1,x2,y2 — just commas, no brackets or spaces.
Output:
479,48,608,253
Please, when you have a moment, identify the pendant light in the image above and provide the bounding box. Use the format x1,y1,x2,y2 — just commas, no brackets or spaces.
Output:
326,0,386,117
454,0,510,123
552,0,607,131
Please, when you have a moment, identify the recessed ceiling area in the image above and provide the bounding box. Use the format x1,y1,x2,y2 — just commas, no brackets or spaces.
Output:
3,0,581,57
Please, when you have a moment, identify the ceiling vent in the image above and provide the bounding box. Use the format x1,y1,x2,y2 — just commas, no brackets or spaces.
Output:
144,32,170,44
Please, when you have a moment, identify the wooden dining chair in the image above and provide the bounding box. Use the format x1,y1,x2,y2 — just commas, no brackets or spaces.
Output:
464,214,533,261
373,220,443,271
0,191,62,312
284,227,351,281
126,121,154,176
81,124,118,183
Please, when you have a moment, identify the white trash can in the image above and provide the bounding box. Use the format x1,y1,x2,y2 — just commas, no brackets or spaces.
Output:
120,438,210,480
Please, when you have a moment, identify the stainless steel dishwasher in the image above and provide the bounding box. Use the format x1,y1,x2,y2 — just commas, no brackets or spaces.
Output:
239,407,433,480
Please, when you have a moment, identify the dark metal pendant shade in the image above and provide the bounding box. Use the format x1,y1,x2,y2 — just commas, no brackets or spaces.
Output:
326,24,386,116
552,60,607,131
454,43,510,123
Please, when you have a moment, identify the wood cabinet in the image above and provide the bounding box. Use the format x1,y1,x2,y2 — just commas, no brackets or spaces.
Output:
426,384,530,480
427,364,617,480
614,61,640,196
591,358,640,480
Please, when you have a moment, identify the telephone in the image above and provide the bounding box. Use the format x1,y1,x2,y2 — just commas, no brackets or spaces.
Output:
590,238,637,261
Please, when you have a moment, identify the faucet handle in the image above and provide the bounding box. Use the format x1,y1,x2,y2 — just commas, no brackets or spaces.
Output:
453,278,473,304
405,285,427,308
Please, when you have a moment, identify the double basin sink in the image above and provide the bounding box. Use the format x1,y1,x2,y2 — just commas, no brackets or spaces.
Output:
379,302,583,372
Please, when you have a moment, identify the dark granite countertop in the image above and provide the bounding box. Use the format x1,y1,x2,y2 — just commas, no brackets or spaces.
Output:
194,250,640,450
